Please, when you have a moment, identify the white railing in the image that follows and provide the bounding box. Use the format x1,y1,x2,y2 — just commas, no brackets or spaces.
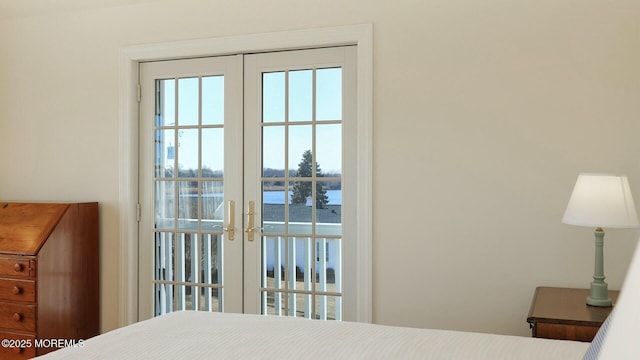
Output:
153,219,341,320
261,234,342,320
154,231,222,315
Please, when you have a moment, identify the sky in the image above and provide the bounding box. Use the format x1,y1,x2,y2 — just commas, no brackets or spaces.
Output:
156,67,343,175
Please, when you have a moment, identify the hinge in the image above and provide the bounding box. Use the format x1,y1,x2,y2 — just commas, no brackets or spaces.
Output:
137,83,141,102
136,203,141,222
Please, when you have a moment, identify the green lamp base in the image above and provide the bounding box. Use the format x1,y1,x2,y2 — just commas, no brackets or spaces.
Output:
586,280,612,307
586,295,612,307
586,229,613,307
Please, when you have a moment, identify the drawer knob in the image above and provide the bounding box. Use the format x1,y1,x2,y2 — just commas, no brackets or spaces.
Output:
13,263,23,272
12,312,22,322
12,286,22,295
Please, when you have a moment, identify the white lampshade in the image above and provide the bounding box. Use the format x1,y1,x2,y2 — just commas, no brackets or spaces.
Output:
562,173,640,228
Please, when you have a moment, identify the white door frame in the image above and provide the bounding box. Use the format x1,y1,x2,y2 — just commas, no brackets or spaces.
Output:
118,24,373,327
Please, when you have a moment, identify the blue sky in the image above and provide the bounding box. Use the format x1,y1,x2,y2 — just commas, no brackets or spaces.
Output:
157,67,343,174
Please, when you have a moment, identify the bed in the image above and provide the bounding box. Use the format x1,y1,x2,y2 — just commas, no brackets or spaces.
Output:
32,310,590,359
34,242,640,360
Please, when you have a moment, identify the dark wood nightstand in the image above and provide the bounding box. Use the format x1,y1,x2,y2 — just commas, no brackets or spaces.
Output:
526,286,618,342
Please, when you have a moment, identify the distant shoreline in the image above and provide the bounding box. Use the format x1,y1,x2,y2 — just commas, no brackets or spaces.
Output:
263,185,289,191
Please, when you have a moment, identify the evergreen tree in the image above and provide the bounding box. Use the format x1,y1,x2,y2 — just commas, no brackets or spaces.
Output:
291,150,328,209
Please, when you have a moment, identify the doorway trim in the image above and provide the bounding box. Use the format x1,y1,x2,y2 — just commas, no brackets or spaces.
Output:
118,24,373,326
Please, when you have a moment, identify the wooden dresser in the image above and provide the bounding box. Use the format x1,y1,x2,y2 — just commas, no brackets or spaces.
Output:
0,202,99,359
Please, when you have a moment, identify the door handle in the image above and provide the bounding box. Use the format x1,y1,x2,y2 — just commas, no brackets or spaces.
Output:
225,200,235,240
245,201,259,242
213,200,235,240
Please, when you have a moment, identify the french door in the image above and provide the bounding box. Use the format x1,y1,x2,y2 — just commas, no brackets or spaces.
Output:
138,46,356,321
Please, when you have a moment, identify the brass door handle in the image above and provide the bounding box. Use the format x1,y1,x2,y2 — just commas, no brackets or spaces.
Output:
225,200,235,240
245,201,258,242
213,200,235,240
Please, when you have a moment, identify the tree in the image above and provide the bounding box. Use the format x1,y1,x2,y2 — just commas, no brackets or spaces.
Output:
291,150,329,209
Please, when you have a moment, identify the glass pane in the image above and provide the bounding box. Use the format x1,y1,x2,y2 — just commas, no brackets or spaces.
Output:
288,293,312,318
263,72,285,123
155,181,175,229
175,284,187,311
289,182,312,235
178,77,198,126
177,233,198,283
262,290,285,316
289,70,312,122
262,126,285,177
262,185,285,234
178,181,198,231
154,129,175,178
177,129,199,178
156,79,175,126
291,236,312,289
286,237,297,287
202,75,224,125
185,285,198,310
263,236,285,290
154,232,174,282
316,68,342,121
263,185,287,205
316,124,341,177
315,238,341,293
155,283,174,316
315,295,341,320
201,181,224,222
202,128,223,177
198,287,221,312
200,234,221,285
316,181,341,235
175,234,189,283
288,125,312,175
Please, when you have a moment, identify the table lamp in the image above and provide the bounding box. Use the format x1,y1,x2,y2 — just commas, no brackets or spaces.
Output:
562,173,639,306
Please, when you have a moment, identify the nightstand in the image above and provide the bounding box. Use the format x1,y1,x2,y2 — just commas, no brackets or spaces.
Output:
526,286,618,342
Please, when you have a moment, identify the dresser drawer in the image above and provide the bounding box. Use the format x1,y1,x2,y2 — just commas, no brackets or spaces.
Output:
0,258,35,279
534,322,599,342
0,303,35,332
0,331,36,359
0,280,35,303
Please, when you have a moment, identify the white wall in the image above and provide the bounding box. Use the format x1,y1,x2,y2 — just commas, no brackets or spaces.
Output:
1,0,639,336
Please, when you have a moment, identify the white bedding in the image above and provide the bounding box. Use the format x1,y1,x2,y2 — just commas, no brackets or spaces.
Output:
34,311,588,359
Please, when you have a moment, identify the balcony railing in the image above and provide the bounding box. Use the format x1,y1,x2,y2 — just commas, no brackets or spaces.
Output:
153,219,342,320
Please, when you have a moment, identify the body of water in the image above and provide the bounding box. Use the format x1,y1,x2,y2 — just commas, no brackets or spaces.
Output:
263,190,341,205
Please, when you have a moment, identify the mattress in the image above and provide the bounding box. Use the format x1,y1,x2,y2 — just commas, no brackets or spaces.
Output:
33,311,588,359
